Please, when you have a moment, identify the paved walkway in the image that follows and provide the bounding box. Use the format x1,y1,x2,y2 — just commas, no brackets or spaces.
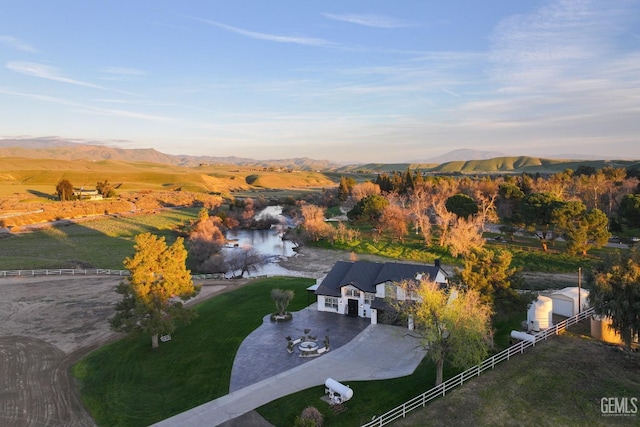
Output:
152,307,427,427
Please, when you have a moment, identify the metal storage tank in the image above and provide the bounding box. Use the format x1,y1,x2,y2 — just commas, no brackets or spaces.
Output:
590,315,623,345
527,296,553,331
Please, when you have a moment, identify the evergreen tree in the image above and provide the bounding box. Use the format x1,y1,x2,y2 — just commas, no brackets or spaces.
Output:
110,233,199,349
55,179,74,201
590,249,640,348
552,202,609,255
455,248,518,305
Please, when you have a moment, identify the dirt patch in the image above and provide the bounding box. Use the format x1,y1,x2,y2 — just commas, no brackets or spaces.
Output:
0,274,250,427
280,245,456,276
520,271,582,292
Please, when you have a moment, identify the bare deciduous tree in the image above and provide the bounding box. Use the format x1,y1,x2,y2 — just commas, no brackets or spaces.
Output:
446,216,485,258
407,186,432,246
300,204,333,241
377,203,409,243
350,181,381,202
225,246,264,278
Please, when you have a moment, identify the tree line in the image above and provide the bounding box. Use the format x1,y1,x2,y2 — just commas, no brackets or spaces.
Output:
302,166,640,258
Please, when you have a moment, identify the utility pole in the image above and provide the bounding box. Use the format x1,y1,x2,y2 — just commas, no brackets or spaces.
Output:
578,267,582,314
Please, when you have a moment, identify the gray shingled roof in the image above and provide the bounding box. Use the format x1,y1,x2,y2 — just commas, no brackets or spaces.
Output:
315,260,446,297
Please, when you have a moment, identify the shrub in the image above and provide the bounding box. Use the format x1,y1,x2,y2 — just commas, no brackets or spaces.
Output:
294,406,323,427
246,174,259,185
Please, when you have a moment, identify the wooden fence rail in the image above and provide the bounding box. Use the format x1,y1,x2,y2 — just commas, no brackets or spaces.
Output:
361,307,595,427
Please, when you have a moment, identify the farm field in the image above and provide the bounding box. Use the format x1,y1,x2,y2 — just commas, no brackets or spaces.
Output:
0,208,200,270
0,157,336,200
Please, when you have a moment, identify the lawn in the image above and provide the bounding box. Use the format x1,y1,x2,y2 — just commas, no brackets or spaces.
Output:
72,274,528,427
391,329,640,427
72,277,315,427
0,208,199,270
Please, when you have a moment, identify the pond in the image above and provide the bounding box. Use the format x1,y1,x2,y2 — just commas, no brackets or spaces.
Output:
223,206,300,278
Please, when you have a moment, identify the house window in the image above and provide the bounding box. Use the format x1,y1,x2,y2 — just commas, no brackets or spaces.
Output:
364,293,375,305
345,289,360,298
325,297,339,310
384,283,397,299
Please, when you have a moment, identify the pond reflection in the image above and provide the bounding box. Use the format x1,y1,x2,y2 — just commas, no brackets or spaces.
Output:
223,206,298,277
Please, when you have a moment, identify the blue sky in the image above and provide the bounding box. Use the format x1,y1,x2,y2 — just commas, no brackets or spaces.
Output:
1,0,639,163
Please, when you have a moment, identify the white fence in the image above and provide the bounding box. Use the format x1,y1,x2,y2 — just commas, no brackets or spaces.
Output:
0,268,317,280
0,269,233,280
0,268,130,278
362,307,595,427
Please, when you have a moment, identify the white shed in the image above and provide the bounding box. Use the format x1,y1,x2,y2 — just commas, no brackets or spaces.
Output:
550,287,589,317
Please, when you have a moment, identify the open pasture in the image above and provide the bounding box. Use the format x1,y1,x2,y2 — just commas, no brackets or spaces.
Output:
0,157,336,201
0,208,200,270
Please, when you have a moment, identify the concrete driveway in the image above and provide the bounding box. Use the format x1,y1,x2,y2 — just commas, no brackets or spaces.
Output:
153,307,426,427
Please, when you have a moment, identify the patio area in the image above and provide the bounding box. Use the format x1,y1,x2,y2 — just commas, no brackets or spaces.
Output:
229,303,370,392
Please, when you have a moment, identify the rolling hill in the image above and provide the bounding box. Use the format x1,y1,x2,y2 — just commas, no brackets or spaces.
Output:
0,138,342,171
0,157,337,200
1,138,639,175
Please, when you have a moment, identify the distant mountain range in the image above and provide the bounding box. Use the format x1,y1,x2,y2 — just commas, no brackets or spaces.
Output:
0,138,341,171
1,138,638,173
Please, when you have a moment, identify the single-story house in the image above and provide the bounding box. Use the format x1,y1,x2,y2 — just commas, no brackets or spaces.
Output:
549,286,590,317
314,260,448,325
73,188,103,201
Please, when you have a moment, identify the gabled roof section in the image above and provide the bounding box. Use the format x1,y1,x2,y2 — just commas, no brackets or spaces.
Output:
315,260,447,297
338,261,383,293
314,260,353,297
376,263,442,285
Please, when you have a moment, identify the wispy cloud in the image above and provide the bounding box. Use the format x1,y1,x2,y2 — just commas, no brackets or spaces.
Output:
0,87,175,123
0,35,38,52
7,61,109,90
101,67,148,76
488,0,627,86
6,61,137,95
322,13,411,28
185,15,336,47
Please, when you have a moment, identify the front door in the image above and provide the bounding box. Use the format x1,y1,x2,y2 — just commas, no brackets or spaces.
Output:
347,299,359,317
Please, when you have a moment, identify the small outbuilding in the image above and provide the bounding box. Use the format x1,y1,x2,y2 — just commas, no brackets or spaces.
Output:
549,287,590,317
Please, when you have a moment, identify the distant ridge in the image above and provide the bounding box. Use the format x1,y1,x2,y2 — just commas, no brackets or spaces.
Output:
420,148,506,163
0,138,343,171
1,138,638,174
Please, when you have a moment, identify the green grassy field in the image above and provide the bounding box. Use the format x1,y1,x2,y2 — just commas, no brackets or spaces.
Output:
319,225,598,274
391,330,640,427
0,208,200,270
72,277,314,427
